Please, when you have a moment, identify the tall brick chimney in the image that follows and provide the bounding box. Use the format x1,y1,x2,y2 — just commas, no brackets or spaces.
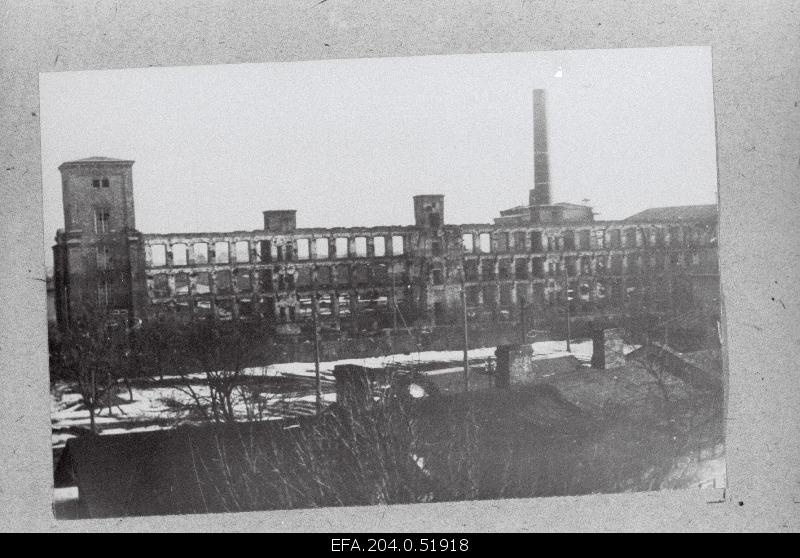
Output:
530,89,551,206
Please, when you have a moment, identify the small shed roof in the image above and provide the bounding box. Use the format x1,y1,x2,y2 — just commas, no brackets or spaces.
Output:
624,205,717,222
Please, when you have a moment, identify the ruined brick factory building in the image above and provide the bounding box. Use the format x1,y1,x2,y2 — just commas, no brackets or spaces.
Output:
53,90,719,339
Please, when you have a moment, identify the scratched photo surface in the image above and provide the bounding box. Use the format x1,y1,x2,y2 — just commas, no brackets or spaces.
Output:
42,47,725,519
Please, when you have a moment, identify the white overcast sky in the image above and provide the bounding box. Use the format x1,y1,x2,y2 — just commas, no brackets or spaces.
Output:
40,47,716,266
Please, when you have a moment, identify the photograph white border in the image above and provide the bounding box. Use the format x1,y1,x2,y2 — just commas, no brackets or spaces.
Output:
0,0,798,532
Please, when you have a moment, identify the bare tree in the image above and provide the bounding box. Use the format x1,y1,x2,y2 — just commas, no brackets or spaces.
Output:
51,307,127,433
158,315,277,423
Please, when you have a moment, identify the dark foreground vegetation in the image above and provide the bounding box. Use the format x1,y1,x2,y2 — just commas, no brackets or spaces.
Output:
56,372,723,518
52,306,724,518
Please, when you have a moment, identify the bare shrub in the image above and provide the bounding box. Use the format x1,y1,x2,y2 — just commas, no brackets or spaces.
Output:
49,308,127,433
184,391,435,512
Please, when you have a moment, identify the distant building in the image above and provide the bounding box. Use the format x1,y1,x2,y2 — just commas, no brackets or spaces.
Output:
53,91,719,336
46,273,57,323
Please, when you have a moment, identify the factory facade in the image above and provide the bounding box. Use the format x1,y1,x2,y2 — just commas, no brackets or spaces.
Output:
52,159,719,337
52,91,719,337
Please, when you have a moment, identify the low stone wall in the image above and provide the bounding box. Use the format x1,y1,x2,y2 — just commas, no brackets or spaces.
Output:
331,347,582,404
268,323,528,365
590,327,626,370
495,344,579,387
423,368,495,395
528,355,581,379
630,343,724,391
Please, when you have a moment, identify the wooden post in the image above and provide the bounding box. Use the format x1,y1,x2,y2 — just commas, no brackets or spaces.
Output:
564,267,571,353
391,267,398,332
461,273,470,392
312,290,322,414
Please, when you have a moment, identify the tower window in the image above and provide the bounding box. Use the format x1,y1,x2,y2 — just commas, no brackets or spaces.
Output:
95,245,110,270
92,179,100,188
94,210,110,233
97,281,110,307
101,178,109,188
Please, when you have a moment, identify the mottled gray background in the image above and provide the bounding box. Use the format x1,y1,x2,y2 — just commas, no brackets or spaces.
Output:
0,0,798,532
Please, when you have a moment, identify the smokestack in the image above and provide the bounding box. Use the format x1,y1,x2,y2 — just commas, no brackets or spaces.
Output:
530,89,551,206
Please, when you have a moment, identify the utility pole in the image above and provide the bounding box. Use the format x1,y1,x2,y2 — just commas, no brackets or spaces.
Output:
519,295,527,345
456,234,470,392
564,267,572,353
391,267,398,333
461,273,470,393
312,288,322,414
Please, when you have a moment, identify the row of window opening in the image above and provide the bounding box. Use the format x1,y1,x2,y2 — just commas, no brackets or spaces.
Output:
461,226,710,254
463,279,682,311
150,264,411,297
149,236,406,267
462,252,711,281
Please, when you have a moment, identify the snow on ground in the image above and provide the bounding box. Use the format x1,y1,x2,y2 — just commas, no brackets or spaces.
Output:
242,339,638,381
51,383,332,436
152,340,608,383
50,338,639,449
